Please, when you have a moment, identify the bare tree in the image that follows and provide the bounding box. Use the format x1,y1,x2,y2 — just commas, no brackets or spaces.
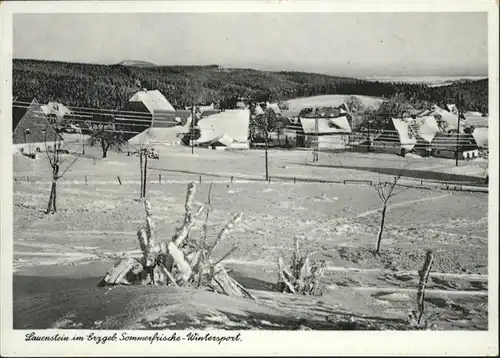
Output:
44,126,79,214
275,119,286,146
184,77,205,154
372,172,411,253
386,93,414,119
250,107,278,181
345,95,364,113
89,113,125,159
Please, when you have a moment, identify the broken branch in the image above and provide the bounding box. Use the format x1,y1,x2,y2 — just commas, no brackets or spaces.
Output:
208,213,243,258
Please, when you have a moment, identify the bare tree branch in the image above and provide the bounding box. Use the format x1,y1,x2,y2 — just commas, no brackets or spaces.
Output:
57,154,80,179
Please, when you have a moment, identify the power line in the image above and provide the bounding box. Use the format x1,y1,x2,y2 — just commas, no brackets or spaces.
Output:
13,100,167,117
13,104,184,129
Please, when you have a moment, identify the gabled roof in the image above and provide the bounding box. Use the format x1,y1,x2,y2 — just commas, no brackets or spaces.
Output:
379,116,440,150
129,89,175,113
266,102,282,115
13,99,62,144
463,112,488,128
40,102,72,119
430,105,465,131
13,98,35,131
472,127,488,148
413,115,440,143
431,132,478,152
391,118,417,150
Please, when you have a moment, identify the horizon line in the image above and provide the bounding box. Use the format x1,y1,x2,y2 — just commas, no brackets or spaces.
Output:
12,57,489,78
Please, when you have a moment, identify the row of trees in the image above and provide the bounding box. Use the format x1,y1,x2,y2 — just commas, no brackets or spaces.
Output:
13,59,488,113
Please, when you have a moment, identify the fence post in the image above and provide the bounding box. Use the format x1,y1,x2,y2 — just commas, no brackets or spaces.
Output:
117,176,122,185
230,176,233,183
294,177,296,184
159,174,161,184
85,175,88,185
199,175,202,183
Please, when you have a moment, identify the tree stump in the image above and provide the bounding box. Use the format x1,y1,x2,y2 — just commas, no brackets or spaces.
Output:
276,237,326,295
98,183,254,300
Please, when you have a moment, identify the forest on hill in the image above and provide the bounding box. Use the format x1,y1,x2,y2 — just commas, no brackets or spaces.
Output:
12,59,488,113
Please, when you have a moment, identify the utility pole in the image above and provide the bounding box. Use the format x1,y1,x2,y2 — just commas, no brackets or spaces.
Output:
81,131,86,155
191,103,195,155
140,149,144,198
143,149,148,198
455,93,461,167
264,119,269,181
313,117,319,163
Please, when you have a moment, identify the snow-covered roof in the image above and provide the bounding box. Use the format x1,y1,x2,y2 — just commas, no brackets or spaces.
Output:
266,102,282,115
414,115,440,143
252,104,265,116
13,99,63,145
195,109,250,145
463,112,488,128
430,105,465,131
472,127,488,148
391,118,417,150
129,90,175,113
129,116,192,146
388,116,440,149
40,102,72,119
300,116,351,134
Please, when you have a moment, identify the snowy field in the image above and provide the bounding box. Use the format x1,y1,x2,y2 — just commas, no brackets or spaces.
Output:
12,145,488,330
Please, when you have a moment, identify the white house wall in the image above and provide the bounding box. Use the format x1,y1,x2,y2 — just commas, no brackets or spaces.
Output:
317,135,349,150
13,141,61,154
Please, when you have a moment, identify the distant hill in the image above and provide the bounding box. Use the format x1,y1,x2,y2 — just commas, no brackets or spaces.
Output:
118,60,157,67
12,59,488,113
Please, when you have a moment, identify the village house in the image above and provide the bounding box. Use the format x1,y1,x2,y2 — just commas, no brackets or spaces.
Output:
194,109,251,150
126,89,180,131
284,105,353,150
430,132,480,160
371,116,440,157
40,101,72,123
12,98,64,155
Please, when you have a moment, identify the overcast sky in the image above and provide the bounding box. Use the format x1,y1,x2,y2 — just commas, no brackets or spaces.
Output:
13,12,488,77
